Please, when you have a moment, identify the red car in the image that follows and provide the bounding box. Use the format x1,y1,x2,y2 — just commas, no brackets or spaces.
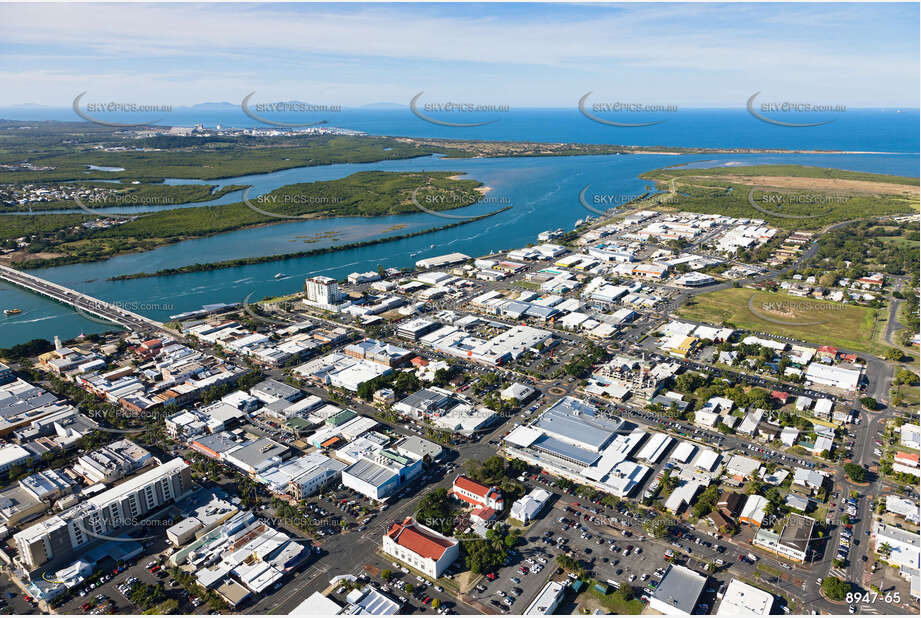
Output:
485,573,497,581
423,597,431,605
149,565,160,573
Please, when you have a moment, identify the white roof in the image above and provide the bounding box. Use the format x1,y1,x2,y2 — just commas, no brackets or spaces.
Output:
670,441,696,463
716,579,774,616
290,591,342,615
504,426,542,448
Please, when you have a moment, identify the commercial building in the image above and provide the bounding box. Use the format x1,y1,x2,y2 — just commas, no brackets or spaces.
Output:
382,517,459,578
18,469,78,502
503,397,649,497
175,511,309,597
224,438,290,476
804,362,862,391
510,488,552,524
257,452,347,499
740,495,770,527
649,564,707,615
14,459,192,570
469,325,553,365
716,579,774,616
73,439,153,484
872,521,921,573
752,514,815,563
523,580,567,615
344,339,413,367
342,449,422,501
415,252,469,269
295,352,392,392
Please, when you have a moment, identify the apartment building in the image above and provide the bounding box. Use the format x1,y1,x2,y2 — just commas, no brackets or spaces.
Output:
14,458,192,570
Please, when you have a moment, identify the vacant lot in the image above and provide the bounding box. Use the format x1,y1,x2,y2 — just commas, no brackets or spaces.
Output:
677,287,882,354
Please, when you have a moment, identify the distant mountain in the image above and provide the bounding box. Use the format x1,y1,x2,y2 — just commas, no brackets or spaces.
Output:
186,101,237,110
360,102,404,110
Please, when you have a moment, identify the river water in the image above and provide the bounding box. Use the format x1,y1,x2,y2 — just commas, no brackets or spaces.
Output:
0,148,918,347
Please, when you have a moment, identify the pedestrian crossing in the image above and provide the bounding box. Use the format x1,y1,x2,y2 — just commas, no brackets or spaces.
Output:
828,566,848,579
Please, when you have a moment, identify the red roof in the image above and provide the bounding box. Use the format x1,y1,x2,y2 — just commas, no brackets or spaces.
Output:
817,345,838,355
411,356,429,367
771,390,790,402
387,517,454,560
453,475,491,498
471,506,497,521
895,451,919,464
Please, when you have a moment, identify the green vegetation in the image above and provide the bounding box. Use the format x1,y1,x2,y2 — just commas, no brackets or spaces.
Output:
678,287,884,356
463,524,522,574
415,488,458,536
588,580,644,614
844,463,867,483
0,132,443,182
807,220,921,277
821,576,850,601
0,182,249,213
640,164,919,230
465,456,528,502
7,171,498,267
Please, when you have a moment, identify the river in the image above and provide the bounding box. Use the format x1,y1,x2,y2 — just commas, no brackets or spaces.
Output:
0,151,918,346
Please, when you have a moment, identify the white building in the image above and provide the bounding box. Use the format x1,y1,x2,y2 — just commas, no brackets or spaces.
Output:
716,579,774,616
900,423,921,450
804,362,862,391
510,488,552,524
304,276,340,308
382,517,459,578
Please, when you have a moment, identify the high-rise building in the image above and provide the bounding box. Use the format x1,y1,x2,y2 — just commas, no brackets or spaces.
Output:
304,276,340,307
14,458,192,570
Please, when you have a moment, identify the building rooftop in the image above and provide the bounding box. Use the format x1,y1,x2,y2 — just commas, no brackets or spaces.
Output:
532,396,622,452
386,517,457,561
651,564,707,614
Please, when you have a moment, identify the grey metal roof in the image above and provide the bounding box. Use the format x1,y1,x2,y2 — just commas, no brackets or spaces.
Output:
344,458,398,487
780,513,815,552
533,397,622,451
228,438,288,467
651,565,707,613
193,432,242,454
532,435,600,467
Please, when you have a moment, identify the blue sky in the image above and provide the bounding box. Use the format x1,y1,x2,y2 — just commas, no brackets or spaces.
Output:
1,2,918,108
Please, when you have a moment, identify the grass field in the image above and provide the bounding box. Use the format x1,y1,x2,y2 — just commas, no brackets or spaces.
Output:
639,164,919,229
677,287,884,355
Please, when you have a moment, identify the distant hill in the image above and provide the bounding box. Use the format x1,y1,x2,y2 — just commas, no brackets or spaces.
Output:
359,102,404,110
186,101,237,110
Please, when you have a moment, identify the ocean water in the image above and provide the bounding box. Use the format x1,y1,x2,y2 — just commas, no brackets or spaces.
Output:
0,109,917,346
1,107,918,153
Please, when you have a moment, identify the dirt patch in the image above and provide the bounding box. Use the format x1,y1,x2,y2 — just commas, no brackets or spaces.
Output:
1,250,67,263
691,174,920,196
455,571,479,594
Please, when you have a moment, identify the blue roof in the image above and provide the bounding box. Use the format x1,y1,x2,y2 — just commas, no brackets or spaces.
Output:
532,435,600,467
